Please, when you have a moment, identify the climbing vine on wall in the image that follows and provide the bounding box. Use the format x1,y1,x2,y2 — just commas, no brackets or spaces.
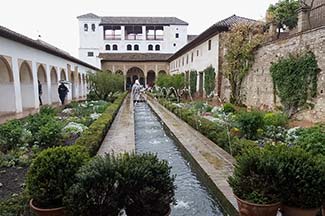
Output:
204,66,216,96
222,23,265,105
270,51,319,116
190,70,197,96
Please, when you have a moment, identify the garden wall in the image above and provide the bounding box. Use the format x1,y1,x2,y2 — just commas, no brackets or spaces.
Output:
237,26,325,123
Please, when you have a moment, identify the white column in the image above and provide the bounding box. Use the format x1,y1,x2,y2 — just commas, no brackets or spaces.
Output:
196,73,200,92
123,65,127,91
32,62,39,109
121,26,125,41
12,57,22,113
112,65,116,73
142,26,146,40
46,64,51,104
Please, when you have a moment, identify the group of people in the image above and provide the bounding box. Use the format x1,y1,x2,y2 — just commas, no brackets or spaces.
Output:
38,80,69,106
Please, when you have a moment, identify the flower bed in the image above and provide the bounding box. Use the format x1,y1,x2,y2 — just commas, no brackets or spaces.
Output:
0,92,127,215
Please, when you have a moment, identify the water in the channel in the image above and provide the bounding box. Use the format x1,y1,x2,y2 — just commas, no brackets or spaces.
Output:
134,102,224,216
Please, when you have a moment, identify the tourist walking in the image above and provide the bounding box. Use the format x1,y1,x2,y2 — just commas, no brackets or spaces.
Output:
132,79,141,104
58,82,69,105
38,80,43,106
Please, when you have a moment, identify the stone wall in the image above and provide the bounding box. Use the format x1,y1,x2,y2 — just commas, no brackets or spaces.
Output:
241,26,325,122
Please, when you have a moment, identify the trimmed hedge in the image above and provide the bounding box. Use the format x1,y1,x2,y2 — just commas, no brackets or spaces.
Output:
75,93,127,156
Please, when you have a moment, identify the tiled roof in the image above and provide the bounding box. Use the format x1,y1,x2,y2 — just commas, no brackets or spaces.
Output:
77,13,188,25
99,53,173,62
169,15,258,61
0,25,99,70
77,13,100,19
100,16,188,25
187,35,198,42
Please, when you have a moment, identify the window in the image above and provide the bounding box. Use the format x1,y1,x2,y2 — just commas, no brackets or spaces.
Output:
125,25,143,40
148,44,153,51
191,53,194,62
113,45,118,50
104,25,121,40
87,52,94,57
146,26,164,40
134,44,139,51
127,44,132,51
155,44,160,51
91,24,96,32
175,33,179,38
186,55,189,64
197,50,199,56
173,43,176,47
84,24,88,32
208,40,212,50
105,44,111,50
182,57,184,66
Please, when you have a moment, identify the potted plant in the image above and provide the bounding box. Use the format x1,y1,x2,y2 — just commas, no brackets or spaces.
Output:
119,153,176,216
228,146,281,216
26,145,89,216
64,155,122,216
276,146,324,216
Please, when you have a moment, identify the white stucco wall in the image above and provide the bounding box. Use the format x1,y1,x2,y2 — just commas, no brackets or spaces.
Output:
0,36,94,113
0,85,15,112
170,34,219,74
78,17,188,68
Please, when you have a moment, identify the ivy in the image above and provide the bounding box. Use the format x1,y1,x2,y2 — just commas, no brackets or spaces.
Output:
222,23,265,105
270,51,319,116
203,66,216,96
190,70,197,96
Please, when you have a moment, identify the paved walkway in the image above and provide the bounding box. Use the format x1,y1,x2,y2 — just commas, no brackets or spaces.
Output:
97,94,135,156
147,96,239,216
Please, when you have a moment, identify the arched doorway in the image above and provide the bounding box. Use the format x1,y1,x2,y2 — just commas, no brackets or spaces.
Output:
147,70,156,88
50,67,59,103
158,70,167,77
37,65,48,105
115,70,123,76
20,61,35,109
0,56,15,112
126,67,144,90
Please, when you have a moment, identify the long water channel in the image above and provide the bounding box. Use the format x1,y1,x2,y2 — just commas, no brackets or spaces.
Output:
134,102,224,216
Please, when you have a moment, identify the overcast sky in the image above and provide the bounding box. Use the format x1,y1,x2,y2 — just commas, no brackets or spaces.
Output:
1,0,278,57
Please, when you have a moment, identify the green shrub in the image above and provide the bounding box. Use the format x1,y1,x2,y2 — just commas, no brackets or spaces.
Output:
39,105,58,116
231,138,258,158
236,111,265,140
296,124,325,156
120,153,176,216
263,112,288,127
34,119,64,148
0,120,30,153
64,155,122,216
0,190,31,216
25,113,55,135
26,145,89,208
223,103,236,114
276,146,325,209
228,146,280,204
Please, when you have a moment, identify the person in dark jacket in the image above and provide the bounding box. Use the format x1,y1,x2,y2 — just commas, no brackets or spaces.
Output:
38,80,43,106
58,83,68,105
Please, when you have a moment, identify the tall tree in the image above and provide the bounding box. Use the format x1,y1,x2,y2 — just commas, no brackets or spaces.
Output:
267,0,300,38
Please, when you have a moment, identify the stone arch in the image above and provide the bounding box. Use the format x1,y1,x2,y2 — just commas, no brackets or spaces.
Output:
147,70,156,88
37,64,49,105
50,67,59,103
70,72,76,99
158,70,167,77
126,67,144,90
19,61,35,109
60,69,67,81
0,56,15,112
78,73,82,98
115,70,123,75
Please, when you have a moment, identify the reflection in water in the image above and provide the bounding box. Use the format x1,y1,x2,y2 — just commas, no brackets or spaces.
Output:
134,102,224,216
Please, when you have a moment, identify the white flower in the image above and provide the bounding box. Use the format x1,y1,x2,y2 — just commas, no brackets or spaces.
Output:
62,108,74,114
63,122,87,134
90,113,101,120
